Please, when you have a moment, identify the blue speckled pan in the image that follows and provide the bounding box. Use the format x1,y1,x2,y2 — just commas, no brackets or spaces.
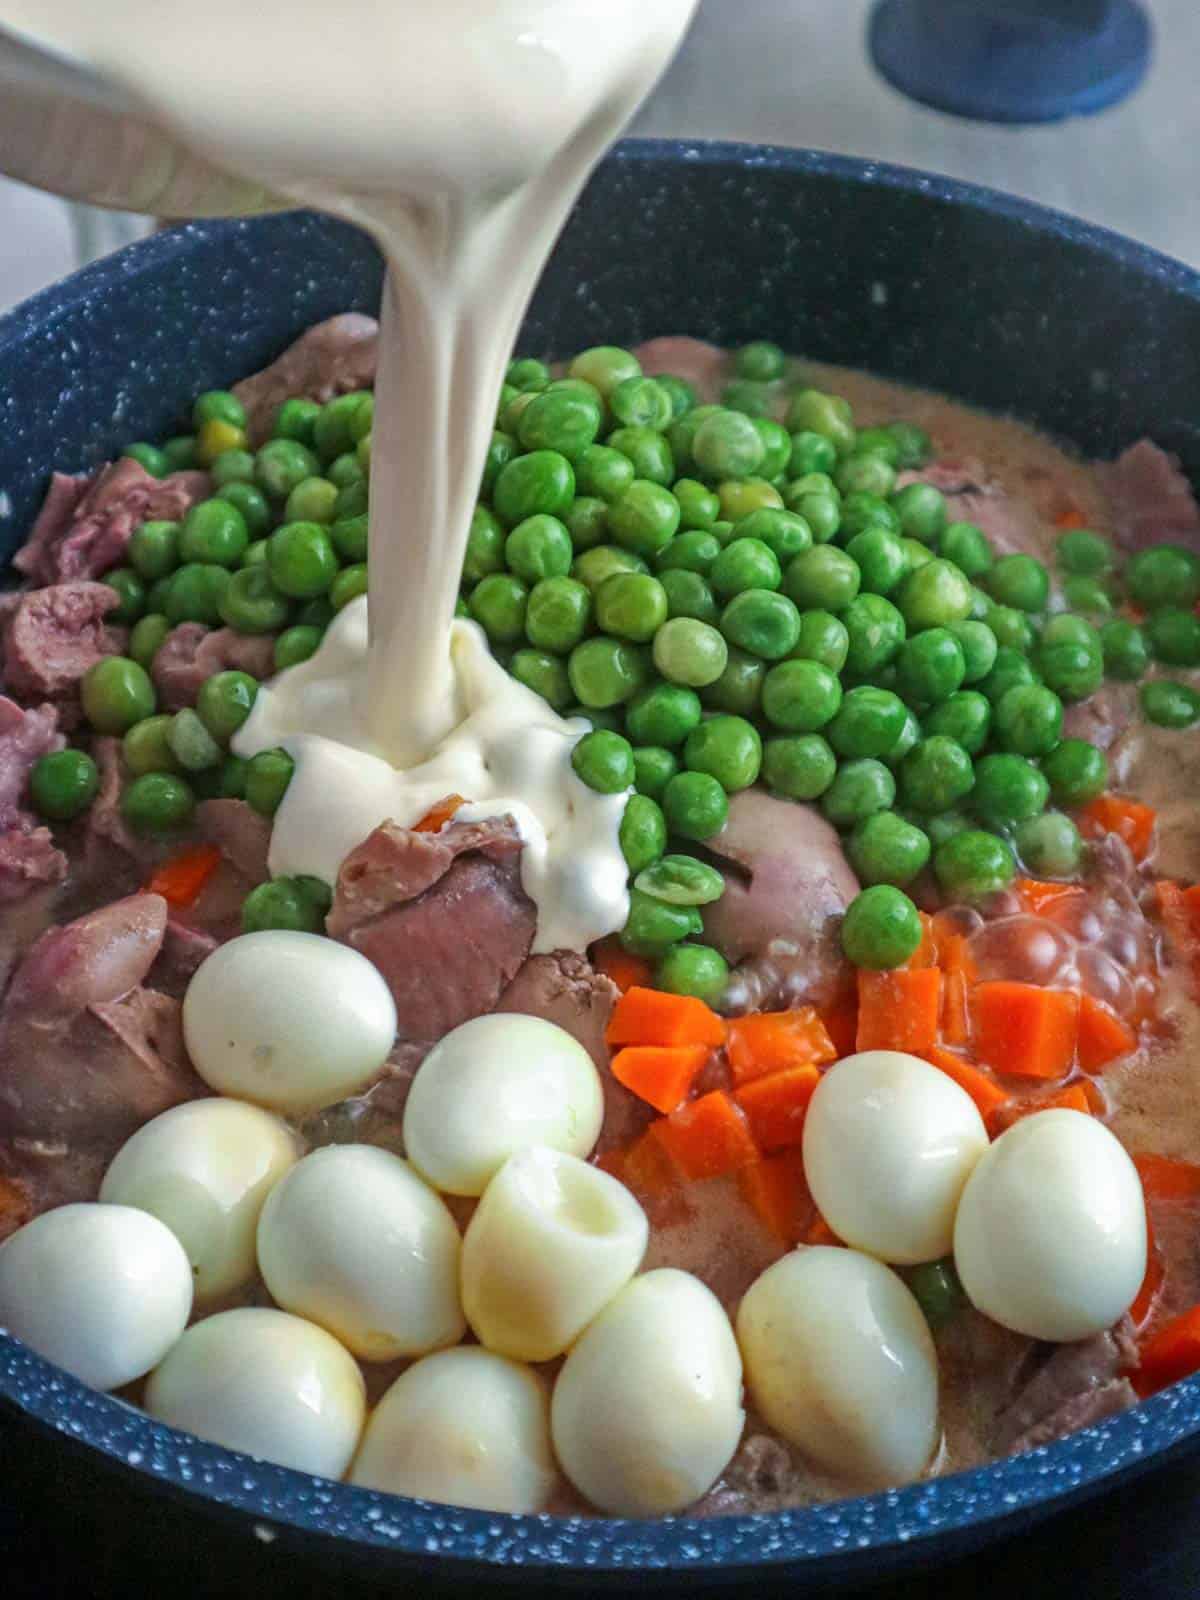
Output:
1,141,1199,1588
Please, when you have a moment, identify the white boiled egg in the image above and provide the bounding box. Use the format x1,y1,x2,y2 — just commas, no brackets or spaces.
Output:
145,1307,365,1479
954,1108,1146,1341
350,1346,557,1512
100,1099,300,1303
0,1203,192,1391
403,1014,604,1197
461,1146,647,1361
257,1145,465,1360
182,931,396,1114
551,1268,744,1517
736,1246,938,1487
803,1050,989,1265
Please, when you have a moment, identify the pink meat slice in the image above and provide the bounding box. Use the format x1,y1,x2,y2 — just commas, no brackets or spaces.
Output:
151,624,277,711
1099,439,1200,552
2,581,126,711
233,314,379,444
897,461,1045,557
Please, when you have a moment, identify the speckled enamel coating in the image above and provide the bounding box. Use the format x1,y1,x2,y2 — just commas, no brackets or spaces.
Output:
0,141,1198,1584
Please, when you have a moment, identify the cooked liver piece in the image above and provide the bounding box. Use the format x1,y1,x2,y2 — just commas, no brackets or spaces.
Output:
1099,439,1200,552
2,581,127,716
0,697,68,903
328,815,536,1041
899,461,1046,557
196,799,272,886
13,459,209,586
233,314,379,443
152,624,277,711
993,1320,1139,1455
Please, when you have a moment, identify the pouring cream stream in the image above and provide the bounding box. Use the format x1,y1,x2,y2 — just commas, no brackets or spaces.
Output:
2,0,698,950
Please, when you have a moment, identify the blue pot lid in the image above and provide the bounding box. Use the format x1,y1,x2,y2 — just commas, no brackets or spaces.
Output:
869,0,1152,124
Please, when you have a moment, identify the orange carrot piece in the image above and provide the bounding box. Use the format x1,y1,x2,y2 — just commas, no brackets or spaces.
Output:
856,968,942,1054
737,1148,812,1246
650,1090,759,1181
591,938,652,995
1134,1152,1200,1202
921,1044,1009,1118
987,1082,1091,1136
726,1009,836,1086
606,986,726,1049
1015,877,1086,919
1080,794,1156,862
905,912,937,969
941,970,970,1046
610,1044,710,1115
413,793,467,832
1055,507,1087,529
818,995,859,1059
1131,1211,1164,1334
931,926,977,981
804,1213,842,1247
970,981,1079,1080
1076,994,1137,1074
1134,1305,1200,1396
147,844,222,909
734,1065,821,1152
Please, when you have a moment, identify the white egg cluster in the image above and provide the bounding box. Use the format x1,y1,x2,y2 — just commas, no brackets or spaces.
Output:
0,925,1151,1514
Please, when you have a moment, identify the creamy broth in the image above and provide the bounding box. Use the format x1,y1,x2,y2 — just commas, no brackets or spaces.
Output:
8,0,699,950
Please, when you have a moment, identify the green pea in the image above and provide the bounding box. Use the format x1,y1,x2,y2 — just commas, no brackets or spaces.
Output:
568,346,641,400
673,478,721,531
762,734,837,800
947,619,998,684
572,545,648,593
180,498,249,568
571,729,636,793
652,618,728,688
525,576,593,654
493,450,576,525
1042,738,1108,807
900,736,975,814
196,669,258,741
841,884,923,969
1140,679,1200,729
1036,613,1103,702
661,570,720,626
129,520,181,583
662,771,729,841
1062,576,1114,618
100,566,145,626
656,532,722,576
1016,811,1083,878
838,453,896,500
574,444,634,504
193,389,246,431
885,708,922,767
655,943,729,1008
619,794,668,873
902,539,935,576
973,752,1049,824
922,690,991,755
934,829,1015,903
122,771,195,835
735,340,786,382
761,658,842,732
129,613,171,672
922,810,972,849
840,491,900,541
312,394,370,464
81,656,156,735
563,497,608,551
329,512,369,567
608,377,672,432
505,357,550,393
273,397,321,445
720,590,801,662
666,406,719,477
979,646,1039,706
848,812,931,889
717,482,784,530
469,573,529,645
595,573,668,643
720,381,773,420
241,877,324,935
245,748,294,816
480,431,517,498
788,430,838,478
326,560,364,611
167,707,222,772
846,526,906,597
822,757,896,829
886,422,932,471
213,565,288,635
708,538,780,602
1056,528,1114,575
518,388,602,459
255,438,320,501
783,545,860,612
161,435,198,472
334,480,368,522
607,426,674,487
632,746,679,801
898,559,973,630
608,481,681,557
122,713,180,776
828,686,908,760
296,596,335,630
565,706,622,733
684,715,762,792
656,375,697,421
791,609,850,673
786,488,841,546
1100,618,1150,681
1126,544,1200,611
626,683,703,749
752,418,793,480
852,427,902,467
891,482,947,543
988,552,1049,613
985,604,1035,654
567,636,648,707
123,443,167,477
165,562,231,626
906,1259,966,1332
636,853,725,907
993,683,1064,756
785,390,856,457
619,889,704,958
896,628,966,706
505,514,573,582
29,749,99,821
274,625,323,671
840,593,906,677
208,449,255,490
1147,606,1200,667
940,521,993,579
267,521,339,599
733,508,812,566
692,410,766,481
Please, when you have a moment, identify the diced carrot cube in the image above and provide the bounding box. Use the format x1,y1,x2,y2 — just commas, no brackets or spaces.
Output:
857,968,942,1054
970,981,1079,1080
921,1044,1009,1119
726,1009,836,1086
606,986,727,1049
734,1065,821,1152
650,1090,759,1181
737,1148,813,1246
1076,994,1137,1074
611,1044,710,1115
1080,794,1156,862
